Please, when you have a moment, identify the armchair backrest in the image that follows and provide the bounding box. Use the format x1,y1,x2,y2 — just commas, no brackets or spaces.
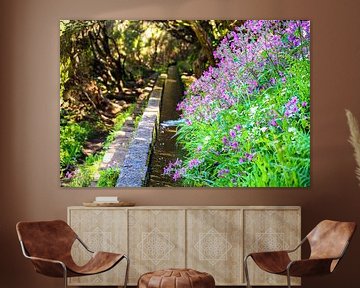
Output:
306,220,356,268
16,220,77,261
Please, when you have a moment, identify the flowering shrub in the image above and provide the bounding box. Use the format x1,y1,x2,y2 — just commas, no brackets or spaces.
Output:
164,20,310,187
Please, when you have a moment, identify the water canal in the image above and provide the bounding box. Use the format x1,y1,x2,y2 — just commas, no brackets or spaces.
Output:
148,66,183,187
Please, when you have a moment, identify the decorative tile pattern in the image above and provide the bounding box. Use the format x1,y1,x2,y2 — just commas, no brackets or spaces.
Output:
68,209,127,286
128,209,185,284
252,228,287,252
138,228,175,265
244,209,301,286
187,209,243,285
83,227,113,252
194,227,232,265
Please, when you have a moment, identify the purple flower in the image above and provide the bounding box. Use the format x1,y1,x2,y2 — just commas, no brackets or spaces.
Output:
172,20,310,185
284,96,300,118
230,141,239,150
173,170,182,181
188,158,201,169
174,158,182,167
218,169,229,178
163,159,182,176
245,153,255,161
301,21,310,39
176,102,182,111
177,20,309,127
172,167,186,181
245,20,265,34
290,96,298,104
163,166,172,176
269,118,278,127
65,171,75,179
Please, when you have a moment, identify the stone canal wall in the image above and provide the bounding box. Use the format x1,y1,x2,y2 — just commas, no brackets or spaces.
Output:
116,74,167,187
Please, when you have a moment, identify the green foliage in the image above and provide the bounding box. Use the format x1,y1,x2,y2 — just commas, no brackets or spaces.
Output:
97,168,120,187
175,58,310,187
177,61,191,74
68,154,101,187
102,104,136,148
165,21,311,187
180,74,196,91
64,104,135,187
60,58,70,100
60,122,92,169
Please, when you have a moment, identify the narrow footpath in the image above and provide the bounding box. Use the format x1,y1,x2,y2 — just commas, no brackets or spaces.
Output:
90,77,157,186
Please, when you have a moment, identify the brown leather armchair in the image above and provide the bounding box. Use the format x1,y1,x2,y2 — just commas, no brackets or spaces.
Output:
16,220,129,288
244,220,356,288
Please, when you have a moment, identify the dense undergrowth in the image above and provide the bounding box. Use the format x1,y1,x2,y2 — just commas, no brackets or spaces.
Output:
164,20,310,187
61,104,135,187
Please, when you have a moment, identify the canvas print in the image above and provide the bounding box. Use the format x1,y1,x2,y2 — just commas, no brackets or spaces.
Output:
60,20,310,188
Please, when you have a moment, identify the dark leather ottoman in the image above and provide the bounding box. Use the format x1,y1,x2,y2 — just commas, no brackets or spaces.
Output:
138,268,215,288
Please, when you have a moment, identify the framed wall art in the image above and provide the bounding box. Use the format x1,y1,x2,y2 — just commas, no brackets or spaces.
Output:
60,20,310,188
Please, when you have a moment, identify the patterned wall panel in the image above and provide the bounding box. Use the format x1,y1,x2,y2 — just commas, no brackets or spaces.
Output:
128,209,186,284
243,209,301,286
68,208,127,286
187,209,243,285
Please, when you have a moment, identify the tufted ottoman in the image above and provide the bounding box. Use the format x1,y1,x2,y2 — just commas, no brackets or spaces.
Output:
138,268,215,288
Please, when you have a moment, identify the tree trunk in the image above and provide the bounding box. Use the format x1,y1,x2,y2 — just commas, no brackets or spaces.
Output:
189,21,216,67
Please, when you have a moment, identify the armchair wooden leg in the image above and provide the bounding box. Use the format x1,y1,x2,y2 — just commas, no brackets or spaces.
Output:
244,255,252,288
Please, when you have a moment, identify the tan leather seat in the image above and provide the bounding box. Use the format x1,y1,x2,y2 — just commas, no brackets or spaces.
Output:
244,220,356,288
16,220,129,288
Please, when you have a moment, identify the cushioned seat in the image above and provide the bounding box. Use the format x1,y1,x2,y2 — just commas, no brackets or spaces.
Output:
138,268,215,288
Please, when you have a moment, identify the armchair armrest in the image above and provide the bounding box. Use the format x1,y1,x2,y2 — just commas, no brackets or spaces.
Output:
287,239,351,277
285,237,307,253
246,236,306,259
76,235,94,254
